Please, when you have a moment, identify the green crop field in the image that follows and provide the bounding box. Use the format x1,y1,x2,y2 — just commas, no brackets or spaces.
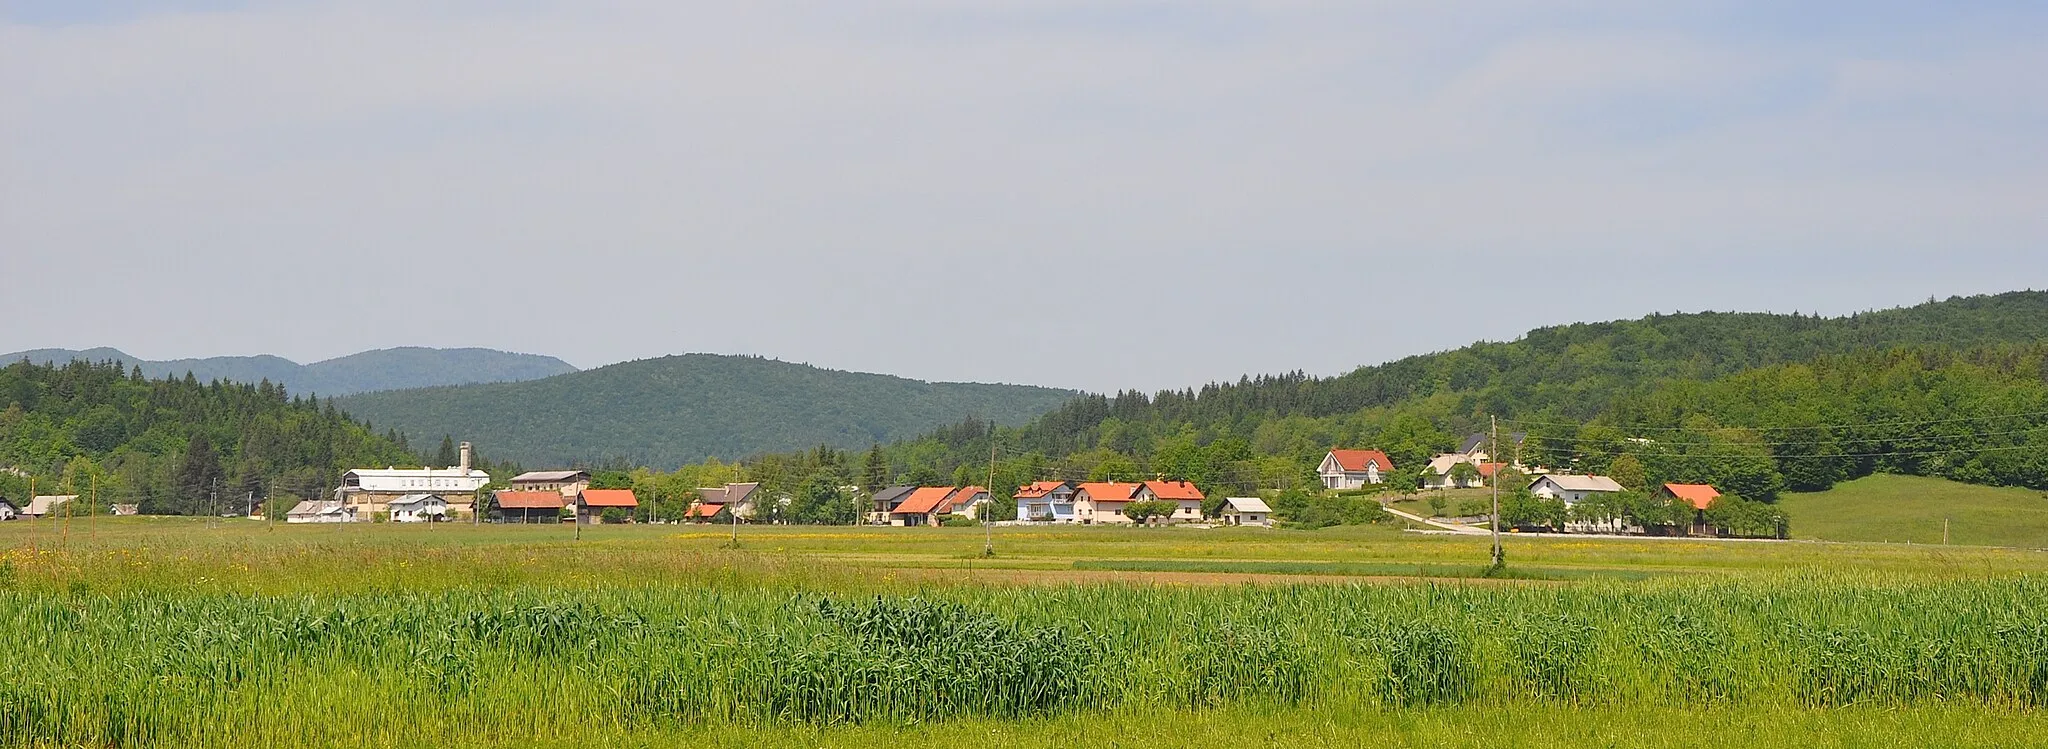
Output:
1780,473,2048,548
4,517,2048,748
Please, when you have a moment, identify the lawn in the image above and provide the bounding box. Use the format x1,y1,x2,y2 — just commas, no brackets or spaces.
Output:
1779,473,2048,548
4,517,2048,747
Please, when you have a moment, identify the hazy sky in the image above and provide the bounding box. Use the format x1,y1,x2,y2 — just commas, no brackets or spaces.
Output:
4,1,2044,393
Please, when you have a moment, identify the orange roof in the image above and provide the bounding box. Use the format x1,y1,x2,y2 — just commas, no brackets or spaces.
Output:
687,503,723,517
580,489,639,508
1476,462,1507,478
1143,480,1205,501
951,486,988,503
1664,483,1721,510
1014,481,1069,499
893,487,957,515
1329,449,1395,473
495,490,565,509
1077,482,1142,502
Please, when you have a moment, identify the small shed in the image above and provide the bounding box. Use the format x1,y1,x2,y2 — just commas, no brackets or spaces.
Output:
1220,497,1273,527
0,499,18,521
109,504,140,516
387,493,449,523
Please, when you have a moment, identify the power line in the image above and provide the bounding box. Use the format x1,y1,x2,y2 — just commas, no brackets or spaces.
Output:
1511,424,2048,449
1501,408,2048,433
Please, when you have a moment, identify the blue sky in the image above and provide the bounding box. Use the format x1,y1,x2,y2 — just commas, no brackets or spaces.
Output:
2,1,2044,392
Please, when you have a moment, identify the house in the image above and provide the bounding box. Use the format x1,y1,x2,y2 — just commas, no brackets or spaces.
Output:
577,489,639,523
691,482,760,522
23,495,76,518
335,442,489,520
1458,432,1528,464
870,486,917,523
508,470,592,497
1138,480,1206,523
109,503,140,516
1528,474,1624,506
1014,481,1078,523
889,486,959,527
947,486,993,520
1318,450,1395,490
1421,455,1506,490
494,490,566,523
285,500,355,524
1220,497,1273,527
1073,482,1144,525
0,499,17,521
387,493,449,523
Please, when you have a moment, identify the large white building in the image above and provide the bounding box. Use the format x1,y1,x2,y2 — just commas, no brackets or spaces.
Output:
335,442,489,519
1529,474,1624,506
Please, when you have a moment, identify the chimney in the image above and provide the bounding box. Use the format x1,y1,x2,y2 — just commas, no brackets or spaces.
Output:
459,442,473,473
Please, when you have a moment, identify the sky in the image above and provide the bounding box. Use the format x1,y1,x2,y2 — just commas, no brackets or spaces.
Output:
3,1,2045,394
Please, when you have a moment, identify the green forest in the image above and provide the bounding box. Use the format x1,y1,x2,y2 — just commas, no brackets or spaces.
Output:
0,359,420,514
613,292,2048,525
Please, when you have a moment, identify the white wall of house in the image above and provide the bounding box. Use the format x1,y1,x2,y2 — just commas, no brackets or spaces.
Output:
1318,454,1383,490
390,498,448,522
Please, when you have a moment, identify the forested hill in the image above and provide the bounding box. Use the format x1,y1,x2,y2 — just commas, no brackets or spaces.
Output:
0,347,577,397
333,354,1081,467
1009,291,2048,458
0,360,421,513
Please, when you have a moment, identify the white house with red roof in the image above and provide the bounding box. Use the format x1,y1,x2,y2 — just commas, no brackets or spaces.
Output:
1014,481,1078,523
1138,480,1207,523
1074,482,1144,524
1319,449,1395,490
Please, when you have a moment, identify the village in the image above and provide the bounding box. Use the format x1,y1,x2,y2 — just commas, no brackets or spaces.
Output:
0,436,1764,539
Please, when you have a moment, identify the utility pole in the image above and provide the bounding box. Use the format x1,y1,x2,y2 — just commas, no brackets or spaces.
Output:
1490,415,1503,568
1944,517,1950,545
984,435,997,557
89,472,98,541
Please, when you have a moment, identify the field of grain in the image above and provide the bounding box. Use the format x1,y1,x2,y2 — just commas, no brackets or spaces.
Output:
3,517,2047,748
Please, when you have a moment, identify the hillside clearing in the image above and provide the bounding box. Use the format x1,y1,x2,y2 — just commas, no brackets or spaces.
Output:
1779,473,2048,548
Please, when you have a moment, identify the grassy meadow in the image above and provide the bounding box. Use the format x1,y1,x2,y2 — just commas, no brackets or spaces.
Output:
4,514,2048,747
1780,473,2048,548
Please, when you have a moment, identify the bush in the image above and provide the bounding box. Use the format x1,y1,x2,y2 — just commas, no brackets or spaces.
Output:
600,508,627,524
940,515,979,527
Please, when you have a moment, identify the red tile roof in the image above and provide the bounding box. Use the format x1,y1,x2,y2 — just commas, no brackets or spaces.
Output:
495,491,565,510
1476,462,1507,478
892,487,957,515
1664,483,1721,510
580,489,639,508
1143,480,1205,501
1329,449,1395,473
687,503,723,517
1014,481,1069,499
1077,482,1143,503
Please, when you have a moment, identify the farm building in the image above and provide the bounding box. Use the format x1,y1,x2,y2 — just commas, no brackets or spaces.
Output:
1319,450,1394,490
109,504,140,516
1220,497,1273,527
285,500,355,524
577,489,639,523
0,499,17,520
1074,482,1145,525
508,470,591,497
1014,481,1078,523
1138,480,1206,523
23,495,75,518
335,442,488,519
493,490,566,523
1662,483,1724,535
387,493,449,523
1529,474,1624,505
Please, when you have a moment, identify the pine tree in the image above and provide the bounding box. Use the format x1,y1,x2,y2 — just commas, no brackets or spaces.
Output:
863,444,888,494
175,434,224,516
435,435,459,467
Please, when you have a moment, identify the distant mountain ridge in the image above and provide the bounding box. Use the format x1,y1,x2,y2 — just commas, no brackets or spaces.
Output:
334,354,1083,467
0,346,578,397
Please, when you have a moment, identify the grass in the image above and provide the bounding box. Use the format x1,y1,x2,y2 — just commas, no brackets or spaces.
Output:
1779,473,2048,548
5,517,2048,747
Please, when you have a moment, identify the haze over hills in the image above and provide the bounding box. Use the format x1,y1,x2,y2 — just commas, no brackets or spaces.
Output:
334,354,1083,467
0,346,577,397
